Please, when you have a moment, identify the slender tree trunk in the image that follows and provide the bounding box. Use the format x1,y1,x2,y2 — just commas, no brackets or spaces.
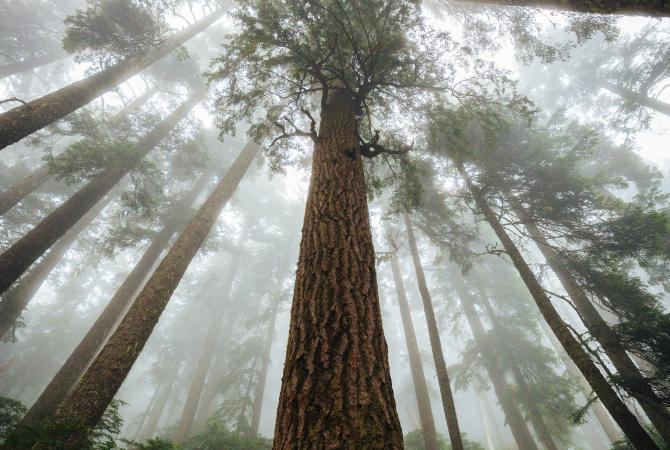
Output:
389,254,440,450
36,141,258,449
250,296,280,436
237,356,260,434
8,173,211,440
0,194,113,340
132,384,160,441
457,165,659,449
454,277,539,450
0,53,67,80
0,86,158,217
0,93,203,296
476,389,507,449
404,214,464,450
511,201,670,446
272,85,403,449
475,286,558,450
140,361,182,440
458,0,670,16
0,10,223,151
174,255,240,442
600,80,670,117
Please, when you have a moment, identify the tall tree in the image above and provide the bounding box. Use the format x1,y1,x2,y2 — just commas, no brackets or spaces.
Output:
0,4,223,150
404,215,464,450
0,92,204,296
35,140,258,449
455,0,670,16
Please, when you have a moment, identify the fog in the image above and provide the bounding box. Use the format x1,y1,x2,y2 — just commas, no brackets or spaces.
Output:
0,1,669,449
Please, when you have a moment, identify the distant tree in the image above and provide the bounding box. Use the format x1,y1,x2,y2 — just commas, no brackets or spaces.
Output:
453,0,670,17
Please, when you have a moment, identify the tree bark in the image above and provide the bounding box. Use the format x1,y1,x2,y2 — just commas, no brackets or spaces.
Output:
600,80,670,117
404,214,464,450
389,254,440,450
0,193,113,340
512,200,670,446
454,277,539,450
0,53,67,80
458,165,659,449
0,10,223,151
475,285,558,450
457,0,670,16
250,295,280,436
272,86,403,450
35,141,258,449
174,254,240,442
8,172,211,440
0,86,158,217
0,93,203,296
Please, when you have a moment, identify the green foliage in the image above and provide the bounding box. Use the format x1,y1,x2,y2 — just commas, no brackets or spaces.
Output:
180,422,272,450
404,429,484,450
0,397,26,443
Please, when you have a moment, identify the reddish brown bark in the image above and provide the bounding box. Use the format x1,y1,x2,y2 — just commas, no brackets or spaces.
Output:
272,86,403,449
389,254,440,450
0,10,223,151
458,165,659,449
35,141,259,449
404,215,464,450
460,0,670,16
0,93,203,296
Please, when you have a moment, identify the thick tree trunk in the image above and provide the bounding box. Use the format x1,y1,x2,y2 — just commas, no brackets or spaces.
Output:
250,296,280,436
0,194,113,340
0,53,67,80
272,86,403,450
458,0,670,16
9,173,211,441
0,93,202,296
389,254,440,450
0,10,223,151
35,141,258,449
458,166,659,449
454,278,539,450
512,202,670,445
0,86,158,217
476,286,558,450
174,255,240,442
404,214,464,450
600,80,670,117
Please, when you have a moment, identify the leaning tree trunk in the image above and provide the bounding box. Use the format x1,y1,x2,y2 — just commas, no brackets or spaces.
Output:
174,254,240,442
600,80,670,117
457,0,670,16
454,278,539,450
0,52,67,80
250,295,280,436
0,93,203,296
140,361,182,440
0,86,158,217
35,141,258,449
476,285,559,450
389,253,440,450
7,173,211,441
404,214,464,450
0,9,223,151
511,201,670,446
457,165,659,449
0,193,113,340
272,85,403,450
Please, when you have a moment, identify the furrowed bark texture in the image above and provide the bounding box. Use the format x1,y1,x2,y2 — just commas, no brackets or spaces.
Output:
0,194,112,341
512,202,670,446
250,296,280,435
0,9,223,151
0,53,66,80
454,279,539,450
37,141,258,449
174,255,240,442
404,215,464,450
0,85,158,217
0,94,202,296
600,80,670,117
10,173,210,439
390,255,440,450
272,87,403,450
459,166,659,449
476,286,558,450
460,0,670,16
